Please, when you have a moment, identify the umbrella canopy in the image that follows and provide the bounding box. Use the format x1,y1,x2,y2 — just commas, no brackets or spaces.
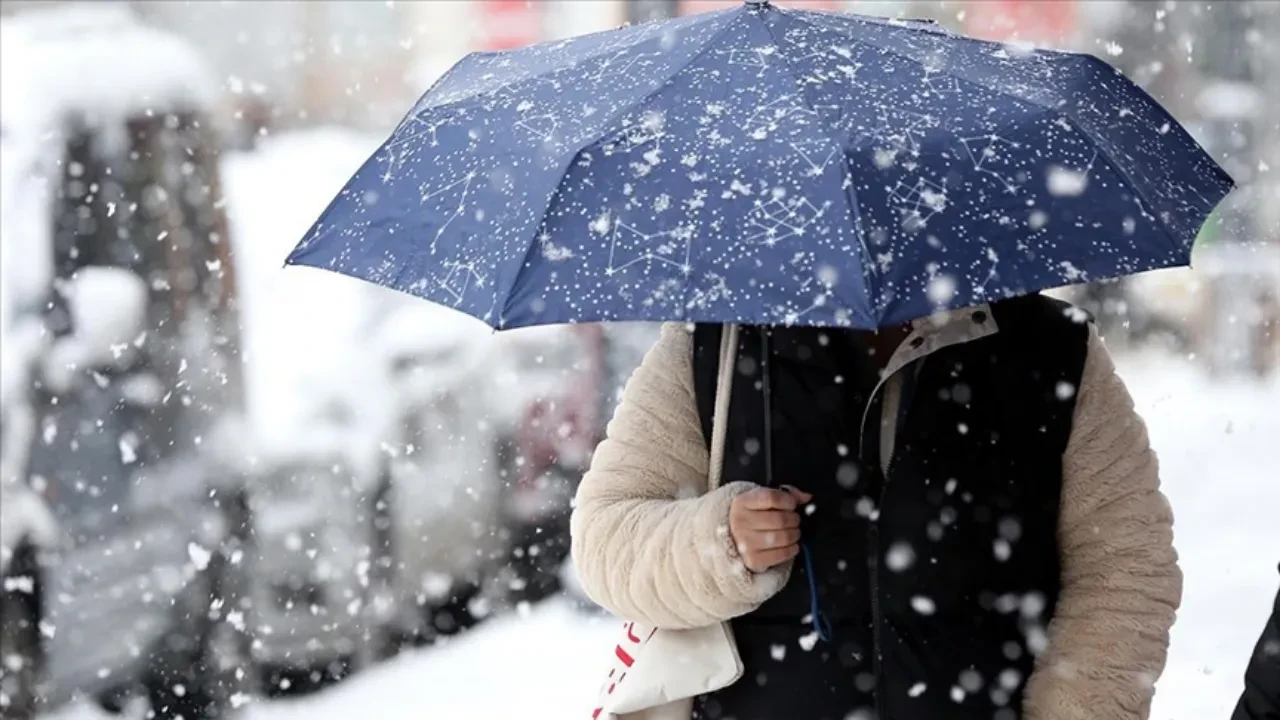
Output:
287,0,1233,330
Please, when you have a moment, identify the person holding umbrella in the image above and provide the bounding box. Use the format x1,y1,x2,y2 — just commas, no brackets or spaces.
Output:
573,295,1173,720
284,2,1234,718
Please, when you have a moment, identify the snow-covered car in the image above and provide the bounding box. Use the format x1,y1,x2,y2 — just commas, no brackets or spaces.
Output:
240,455,377,693
364,303,508,647
221,129,518,659
0,7,252,718
488,323,660,606
232,268,394,693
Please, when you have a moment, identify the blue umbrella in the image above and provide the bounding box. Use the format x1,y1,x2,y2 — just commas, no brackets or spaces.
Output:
287,0,1233,330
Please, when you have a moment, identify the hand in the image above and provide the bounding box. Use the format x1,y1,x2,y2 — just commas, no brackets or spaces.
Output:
728,486,813,573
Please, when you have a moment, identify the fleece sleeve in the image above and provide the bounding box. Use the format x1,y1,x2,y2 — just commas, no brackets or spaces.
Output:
1023,325,1183,720
569,323,788,630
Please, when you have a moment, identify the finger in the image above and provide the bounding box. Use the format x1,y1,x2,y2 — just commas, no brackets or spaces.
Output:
740,488,797,511
742,509,801,531
750,528,801,550
748,544,800,571
781,485,815,504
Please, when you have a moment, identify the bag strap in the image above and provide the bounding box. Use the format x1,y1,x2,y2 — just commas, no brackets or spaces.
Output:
706,324,738,491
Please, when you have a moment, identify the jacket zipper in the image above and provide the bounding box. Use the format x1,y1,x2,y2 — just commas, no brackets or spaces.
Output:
869,447,900,715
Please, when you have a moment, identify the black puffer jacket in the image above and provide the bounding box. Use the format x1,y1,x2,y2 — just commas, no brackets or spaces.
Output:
691,296,1087,720
1234,566,1280,720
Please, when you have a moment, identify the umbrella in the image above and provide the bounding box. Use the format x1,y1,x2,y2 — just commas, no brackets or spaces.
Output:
287,0,1233,330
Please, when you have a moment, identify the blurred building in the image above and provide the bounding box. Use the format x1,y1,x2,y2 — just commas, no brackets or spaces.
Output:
127,0,921,134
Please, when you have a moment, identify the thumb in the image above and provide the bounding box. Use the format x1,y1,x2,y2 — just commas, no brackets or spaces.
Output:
780,485,814,503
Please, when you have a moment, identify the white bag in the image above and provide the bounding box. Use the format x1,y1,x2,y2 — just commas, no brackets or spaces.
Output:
589,620,742,720
588,326,745,720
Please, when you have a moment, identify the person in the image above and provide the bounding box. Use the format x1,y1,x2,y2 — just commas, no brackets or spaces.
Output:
571,294,1181,720
1233,565,1280,720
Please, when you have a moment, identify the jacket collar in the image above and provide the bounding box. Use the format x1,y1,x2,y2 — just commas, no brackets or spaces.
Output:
886,303,999,379
768,303,999,374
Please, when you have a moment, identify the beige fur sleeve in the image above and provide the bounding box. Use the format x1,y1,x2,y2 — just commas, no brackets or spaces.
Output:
1023,325,1182,720
570,323,788,630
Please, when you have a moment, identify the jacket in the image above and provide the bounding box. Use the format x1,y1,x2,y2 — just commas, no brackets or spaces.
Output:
687,298,1081,719
1233,566,1280,720
571,300,1181,719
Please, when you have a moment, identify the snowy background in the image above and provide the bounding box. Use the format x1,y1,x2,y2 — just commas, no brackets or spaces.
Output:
1,1,1277,719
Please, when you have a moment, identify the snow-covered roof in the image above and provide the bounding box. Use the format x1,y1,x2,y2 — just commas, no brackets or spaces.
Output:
0,3,218,139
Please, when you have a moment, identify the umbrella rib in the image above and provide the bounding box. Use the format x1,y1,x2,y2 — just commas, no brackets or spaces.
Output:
788,12,1198,259
755,11,878,320
1049,109,1188,257
787,11,1063,112
496,9,751,326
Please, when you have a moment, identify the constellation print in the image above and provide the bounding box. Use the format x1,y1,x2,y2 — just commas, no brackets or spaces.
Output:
889,177,948,230
780,293,831,326
607,222,694,275
789,138,839,176
387,113,448,150
725,47,774,77
857,110,939,157
961,134,1025,194
516,114,560,142
379,114,452,182
743,96,818,138
590,50,661,82
745,197,831,247
420,172,476,254
378,144,410,185
437,258,488,305
972,246,1001,298
922,70,961,96
811,102,848,130
686,273,732,312
1045,148,1101,197
602,116,665,156
1072,78,1138,135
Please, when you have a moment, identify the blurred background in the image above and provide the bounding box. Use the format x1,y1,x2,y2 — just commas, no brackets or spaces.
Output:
0,2,1275,720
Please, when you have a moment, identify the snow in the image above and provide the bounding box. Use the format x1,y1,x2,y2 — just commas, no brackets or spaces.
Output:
38,268,149,393
0,2,224,409
219,129,399,481
38,352,1280,720
0,483,60,575
0,4,218,143
0,123,56,347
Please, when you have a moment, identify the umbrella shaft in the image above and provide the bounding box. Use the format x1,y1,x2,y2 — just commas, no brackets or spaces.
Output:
761,328,774,488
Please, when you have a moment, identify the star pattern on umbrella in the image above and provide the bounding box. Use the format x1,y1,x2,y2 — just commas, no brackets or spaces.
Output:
606,221,695,276
889,177,949,230
287,1,1233,331
746,196,832,247
419,172,476,254
961,134,1026,194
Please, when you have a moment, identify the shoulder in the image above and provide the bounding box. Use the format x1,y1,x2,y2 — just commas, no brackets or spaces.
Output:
989,294,1092,368
990,293,1092,338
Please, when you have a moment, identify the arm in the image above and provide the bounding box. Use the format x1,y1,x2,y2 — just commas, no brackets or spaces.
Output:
570,323,787,629
1024,325,1183,720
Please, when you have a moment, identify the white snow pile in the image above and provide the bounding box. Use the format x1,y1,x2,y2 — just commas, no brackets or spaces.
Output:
220,129,455,483
39,267,149,392
0,3,217,141
0,125,55,354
